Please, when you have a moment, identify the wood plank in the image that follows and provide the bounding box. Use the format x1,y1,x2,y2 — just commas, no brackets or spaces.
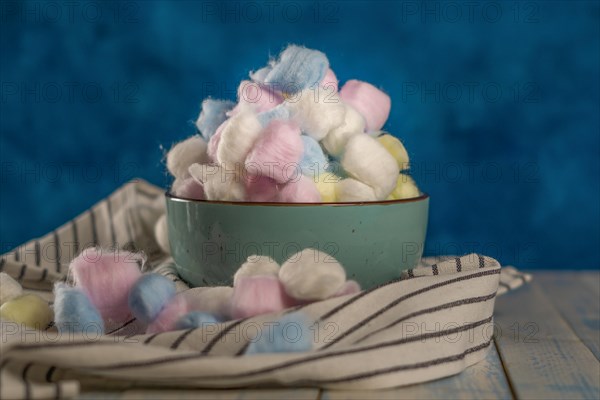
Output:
536,271,600,359
118,389,320,400
322,344,512,399
494,278,600,399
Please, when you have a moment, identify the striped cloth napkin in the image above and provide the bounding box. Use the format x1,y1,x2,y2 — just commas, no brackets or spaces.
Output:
0,179,531,399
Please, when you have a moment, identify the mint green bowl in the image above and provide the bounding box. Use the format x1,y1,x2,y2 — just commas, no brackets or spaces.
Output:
166,194,429,290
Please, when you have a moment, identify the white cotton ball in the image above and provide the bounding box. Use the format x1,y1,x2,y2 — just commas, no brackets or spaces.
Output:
285,86,346,140
321,104,366,156
388,174,421,200
166,136,210,179
279,248,346,301
336,178,378,202
154,214,170,254
233,255,280,287
341,134,398,200
216,110,263,165
188,163,245,201
0,273,22,305
183,286,234,319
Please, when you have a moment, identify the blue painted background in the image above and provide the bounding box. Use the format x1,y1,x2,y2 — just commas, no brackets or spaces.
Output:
1,0,598,269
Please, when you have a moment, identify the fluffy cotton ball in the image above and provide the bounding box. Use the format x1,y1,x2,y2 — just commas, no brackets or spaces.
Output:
285,86,346,140
182,286,234,319
230,276,296,319
0,294,53,329
171,176,205,200
154,214,170,254
195,99,236,141
257,104,290,127
189,163,245,202
314,172,341,203
336,178,377,202
146,294,189,334
166,136,210,179
340,79,391,132
176,311,220,330
0,272,22,305
279,248,346,300
298,135,328,177
321,104,366,157
237,80,283,113
216,110,264,165
128,273,176,324
377,134,409,170
264,45,329,94
388,174,421,200
278,175,321,203
233,255,280,286
320,68,338,92
245,175,279,202
341,134,398,199
245,312,313,355
54,283,103,334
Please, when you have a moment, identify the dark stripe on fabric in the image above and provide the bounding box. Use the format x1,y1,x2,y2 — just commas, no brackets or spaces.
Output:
53,231,61,273
407,269,415,278
355,292,497,344
35,241,41,266
106,318,137,335
89,208,98,246
71,220,79,256
54,382,62,400
106,198,117,246
14,248,20,262
235,342,250,356
456,257,462,272
39,268,48,282
201,318,249,355
432,264,439,275
0,258,5,272
478,254,485,268
45,366,56,382
143,333,160,345
22,362,33,400
170,329,195,350
17,264,27,282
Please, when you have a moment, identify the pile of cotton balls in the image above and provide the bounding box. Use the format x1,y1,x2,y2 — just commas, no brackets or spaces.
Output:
167,45,420,203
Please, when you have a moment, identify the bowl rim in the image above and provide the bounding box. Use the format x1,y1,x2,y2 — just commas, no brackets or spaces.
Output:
165,191,429,207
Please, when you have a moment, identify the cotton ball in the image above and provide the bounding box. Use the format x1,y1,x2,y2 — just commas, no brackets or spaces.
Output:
176,311,220,330
245,120,303,184
331,280,361,297
278,175,321,203
54,283,104,335
336,178,377,202
257,104,290,127
195,99,236,141
250,65,272,83
128,273,176,324
315,172,341,203
264,45,329,94
172,176,205,200
231,276,297,319
0,294,53,330
206,120,227,162
339,80,391,132
189,163,246,202
325,159,348,178
70,248,143,322
320,68,338,92
182,286,234,319
146,294,189,334
245,175,279,202
166,136,210,179
0,272,22,305
298,135,328,177
341,134,398,199
216,109,263,165
233,255,280,287
154,214,170,254
377,134,409,170
279,248,346,301
285,86,346,140
237,80,283,113
321,105,366,157
245,312,313,355
388,174,421,200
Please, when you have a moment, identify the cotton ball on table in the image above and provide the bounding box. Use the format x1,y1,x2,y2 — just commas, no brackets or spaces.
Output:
172,176,205,200
245,175,279,202
245,312,313,355
195,99,236,141
341,134,398,199
166,136,210,179
70,248,143,322
216,109,263,165
377,134,409,170
278,175,321,203
146,294,189,334
231,275,297,319
154,214,170,254
189,163,245,202
128,273,176,324
0,294,53,329
245,120,303,184
0,272,22,305
233,255,280,286
388,174,421,200
320,68,338,92
285,86,346,140
298,135,328,177
314,172,341,203
264,45,329,94
321,104,366,157
237,80,283,113
340,79,391,132
176,311,220,330
182,286,234,319
279,248,346,301
336,178,377,202
54,283,104,335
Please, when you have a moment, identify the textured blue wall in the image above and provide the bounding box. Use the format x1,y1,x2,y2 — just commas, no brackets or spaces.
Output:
1,0,598,269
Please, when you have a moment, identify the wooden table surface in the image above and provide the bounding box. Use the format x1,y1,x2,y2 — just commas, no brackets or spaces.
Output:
77,271,600,400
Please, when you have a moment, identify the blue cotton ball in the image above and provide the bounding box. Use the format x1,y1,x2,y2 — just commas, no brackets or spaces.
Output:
257,104,290,127
195,99,236,141
128,273,176,324
175,311,221,330
54,283,104,335
245,312,313,355
299,135,328,177
264,45,329,94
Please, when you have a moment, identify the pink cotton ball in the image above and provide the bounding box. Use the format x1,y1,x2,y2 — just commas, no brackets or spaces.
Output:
146,294,189,334
172,176,205,200
332,280,361,297
207,120,227,162
230,275,297,319
339,80,391,132
245,120,303,184
278,175,321,203
70,248,143,322
245,175,280,202
237,80,283,113
321,69,338,92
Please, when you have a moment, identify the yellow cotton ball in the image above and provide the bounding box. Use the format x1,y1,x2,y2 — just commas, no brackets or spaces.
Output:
314,172,340,202
377,134,409,170
388,174,421,200
0,294,53,329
